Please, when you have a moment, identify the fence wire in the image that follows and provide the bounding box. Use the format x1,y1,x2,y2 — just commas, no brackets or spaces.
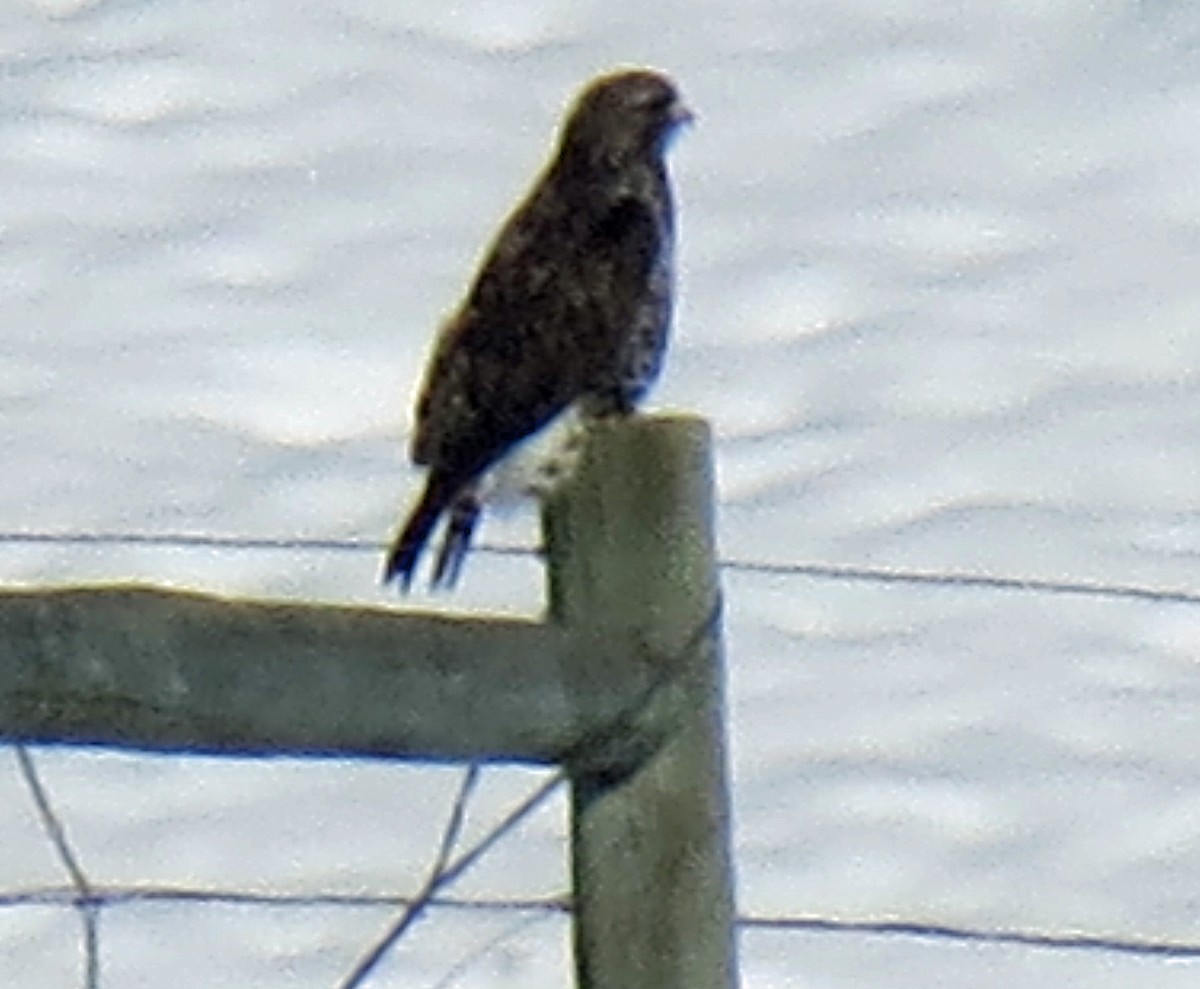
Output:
4,529,1200,985
6,528,1200,606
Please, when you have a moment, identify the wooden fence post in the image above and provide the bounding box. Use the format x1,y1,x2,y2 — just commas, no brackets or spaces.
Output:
544,415,739,989
0,414,738,988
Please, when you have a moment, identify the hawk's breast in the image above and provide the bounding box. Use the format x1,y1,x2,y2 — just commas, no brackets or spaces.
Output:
481,401,589,505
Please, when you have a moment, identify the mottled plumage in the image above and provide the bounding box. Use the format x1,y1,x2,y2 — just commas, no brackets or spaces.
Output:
383,68,691,590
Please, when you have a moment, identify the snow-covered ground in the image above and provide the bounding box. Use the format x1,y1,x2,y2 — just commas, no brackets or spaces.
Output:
5,1,1200,985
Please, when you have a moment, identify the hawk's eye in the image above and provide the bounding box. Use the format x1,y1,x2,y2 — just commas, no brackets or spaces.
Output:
650,93,675,116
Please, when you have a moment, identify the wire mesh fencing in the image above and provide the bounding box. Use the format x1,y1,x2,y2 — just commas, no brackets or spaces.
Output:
4,531,1200,986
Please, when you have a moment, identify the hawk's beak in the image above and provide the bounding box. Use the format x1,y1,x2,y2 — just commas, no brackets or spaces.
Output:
671,100,696,128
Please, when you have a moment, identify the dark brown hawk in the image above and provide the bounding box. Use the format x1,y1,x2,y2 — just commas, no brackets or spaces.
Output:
383,68,691,590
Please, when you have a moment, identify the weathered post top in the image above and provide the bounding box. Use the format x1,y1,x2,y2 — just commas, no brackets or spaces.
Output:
544,414,739,989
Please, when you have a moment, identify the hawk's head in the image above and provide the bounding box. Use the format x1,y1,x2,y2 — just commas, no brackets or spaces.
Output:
559,69,692,168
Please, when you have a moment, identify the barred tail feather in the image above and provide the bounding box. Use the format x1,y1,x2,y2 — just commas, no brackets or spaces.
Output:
382,476,457,592
431,491,482,590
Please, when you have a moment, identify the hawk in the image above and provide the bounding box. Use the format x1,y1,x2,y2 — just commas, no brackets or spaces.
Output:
383,68,691,591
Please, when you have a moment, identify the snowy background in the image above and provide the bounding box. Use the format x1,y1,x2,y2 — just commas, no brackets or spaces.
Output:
5,0,1200,985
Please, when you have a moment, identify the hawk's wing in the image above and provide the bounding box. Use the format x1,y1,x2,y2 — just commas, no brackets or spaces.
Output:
411,187,663,488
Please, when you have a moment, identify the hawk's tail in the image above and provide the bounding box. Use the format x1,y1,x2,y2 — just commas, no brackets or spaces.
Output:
381,475,453,592
431,491,481,590
382,475,481,592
